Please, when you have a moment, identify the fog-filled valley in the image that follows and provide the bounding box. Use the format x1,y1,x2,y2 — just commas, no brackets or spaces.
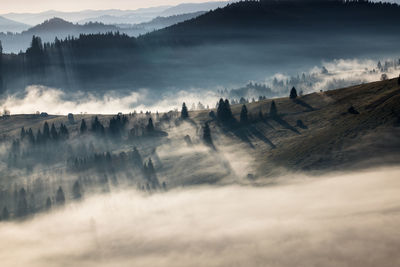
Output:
2,0,400,95
1,0,400,266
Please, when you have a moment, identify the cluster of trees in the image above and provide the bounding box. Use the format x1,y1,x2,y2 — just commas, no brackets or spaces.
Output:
0,183,78,221
8,122,70,168
19,122,69,146
217,98,233,122
68,147,143,173
79,115,166,141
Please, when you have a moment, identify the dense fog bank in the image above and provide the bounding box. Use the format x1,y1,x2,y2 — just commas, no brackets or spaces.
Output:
1,168,399,267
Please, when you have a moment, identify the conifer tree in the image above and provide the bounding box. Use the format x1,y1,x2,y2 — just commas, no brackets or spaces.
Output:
269,100,278,118
20,127,26,140
181,102,189,119
1,206,9,220
290,87,298,99
55,186,65,205
27,128,35,144
17,188,28,217
36,129,42,144
50,123,58,140
59,123,69,139
80,119,87,134
46,197,52,210
203,122,212,145
43,122,50,141
72,181,82,199
146,118,154,132
240,105,248,123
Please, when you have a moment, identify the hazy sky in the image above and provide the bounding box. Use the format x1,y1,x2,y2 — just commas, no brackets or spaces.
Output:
1,0,228,13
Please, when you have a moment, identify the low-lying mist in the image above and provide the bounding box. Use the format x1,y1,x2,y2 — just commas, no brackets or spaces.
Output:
1,57,399,115
1,168,400,267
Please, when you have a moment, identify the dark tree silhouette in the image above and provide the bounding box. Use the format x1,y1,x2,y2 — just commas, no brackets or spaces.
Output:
398,74,400,85
80,119,87,134
43,122,50,141
16,188,28,217
72,181,82,199
144,158,159,188
46,197,52,210
2,206,9,220
146,118,154,132
59,123,69,139
269,100,278,117
181,102,189,119
203,122,213,146
20,127,26,140
290,87,298,99
240,104,248,124
91,116,105,136
27,128,35,144
217,98,233,122
50,123,58,140
55,186,65,205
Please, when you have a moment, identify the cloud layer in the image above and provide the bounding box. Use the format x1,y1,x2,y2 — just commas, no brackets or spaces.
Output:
1,168,400,267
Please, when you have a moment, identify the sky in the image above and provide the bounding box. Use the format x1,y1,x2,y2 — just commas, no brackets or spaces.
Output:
0,0,228,13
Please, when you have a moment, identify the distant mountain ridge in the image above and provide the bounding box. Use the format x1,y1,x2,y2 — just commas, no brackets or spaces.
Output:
0,16,29,33
2,0,400,93
0,1,232,26
0,11,204,53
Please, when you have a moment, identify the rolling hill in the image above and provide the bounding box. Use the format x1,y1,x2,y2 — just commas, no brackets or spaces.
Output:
1,77,399,176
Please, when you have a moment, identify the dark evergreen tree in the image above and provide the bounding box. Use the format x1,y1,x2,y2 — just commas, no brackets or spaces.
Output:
36,129,42,144
240,105,248,124
203,122,212,145
269,100,278,118
80,119,87,134
72,181,82,199
91,116,105,136
290,86,298,99
59,123,69,140
20,127,26,140
27,128,35,144
43,122,50,141
16,188,28,217
217,98,233,122
146,118,154,132
46,197,52,210
181,102,189,119
224,99,233,119
131,147,143,167
144,158,159,188
50,123,58,140
2,206,9,220
55,186,65,205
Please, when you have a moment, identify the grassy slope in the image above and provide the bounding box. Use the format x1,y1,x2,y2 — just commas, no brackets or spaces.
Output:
1,78,399,177
192,78,400,175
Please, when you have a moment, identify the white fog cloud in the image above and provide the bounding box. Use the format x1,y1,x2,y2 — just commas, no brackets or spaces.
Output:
1,168,400,267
